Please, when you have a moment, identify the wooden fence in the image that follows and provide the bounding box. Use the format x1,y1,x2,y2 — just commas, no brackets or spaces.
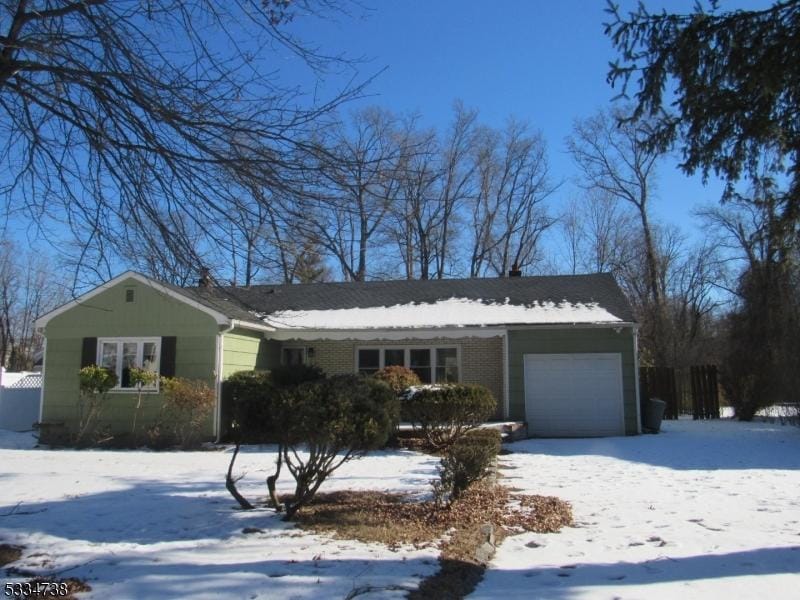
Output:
639,365,720,420
689,365,720,420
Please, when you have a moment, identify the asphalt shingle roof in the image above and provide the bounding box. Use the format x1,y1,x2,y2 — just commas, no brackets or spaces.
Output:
171,273,635,326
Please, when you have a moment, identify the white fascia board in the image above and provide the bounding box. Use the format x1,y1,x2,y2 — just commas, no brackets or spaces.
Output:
35,270,232,329
230,319,276,333
268,327,507,341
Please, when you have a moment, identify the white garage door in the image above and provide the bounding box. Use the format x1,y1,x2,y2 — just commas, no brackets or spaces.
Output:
524,353,624,437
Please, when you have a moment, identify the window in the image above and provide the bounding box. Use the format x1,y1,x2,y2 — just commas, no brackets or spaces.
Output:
355,346,459,383
98,338,160,391
384,348,405,367
409,349,432,383
357,349,380,375
436,348,459,383
282,347,307,366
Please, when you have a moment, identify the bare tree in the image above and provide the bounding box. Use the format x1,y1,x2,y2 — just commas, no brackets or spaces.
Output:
0,1,364,286
0,240,67,370
560,191,638,276
385,103,478,280
567,107,669,362
469,120,557,277
431,102,479,279
385,118,439,279
302,108,407,281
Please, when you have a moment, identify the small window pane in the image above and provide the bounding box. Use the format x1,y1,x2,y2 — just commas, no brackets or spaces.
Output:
142,342,158,371
100,342,117,371
283,348,305,366
121,342,138,387
436,348,459,383
141,342,159,388
410,349,431,383
358,349,380,375
384,349,405,367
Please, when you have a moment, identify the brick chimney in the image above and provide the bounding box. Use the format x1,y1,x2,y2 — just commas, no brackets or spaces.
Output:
198,267,211,288
508,262,522,277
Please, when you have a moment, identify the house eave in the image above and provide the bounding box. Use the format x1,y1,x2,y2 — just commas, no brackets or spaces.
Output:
266,321,636,341
268,326,509,341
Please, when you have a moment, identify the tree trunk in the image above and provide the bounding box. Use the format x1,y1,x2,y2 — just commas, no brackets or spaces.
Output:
225,440,254,510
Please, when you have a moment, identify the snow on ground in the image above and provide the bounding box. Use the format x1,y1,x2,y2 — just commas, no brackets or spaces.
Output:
2,420,799,599
473,418,800,600
261,298,621,330
0,433,441,599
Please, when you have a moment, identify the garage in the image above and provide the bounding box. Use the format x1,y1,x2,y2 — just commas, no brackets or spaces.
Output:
523,353,625,437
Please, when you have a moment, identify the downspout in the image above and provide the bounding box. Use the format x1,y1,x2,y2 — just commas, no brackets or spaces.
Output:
38,336,47,424
633,326,642,434
503,329,510,420
214,322,235,443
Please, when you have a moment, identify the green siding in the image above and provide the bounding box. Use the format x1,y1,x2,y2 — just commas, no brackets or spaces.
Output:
221,328,272,378
508,327,639,435
41,277,219,437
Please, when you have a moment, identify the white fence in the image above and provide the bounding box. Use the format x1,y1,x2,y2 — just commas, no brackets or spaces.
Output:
0,370,42,431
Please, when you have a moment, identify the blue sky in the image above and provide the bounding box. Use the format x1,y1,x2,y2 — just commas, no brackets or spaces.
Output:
283,0,772,246
3,1,775,280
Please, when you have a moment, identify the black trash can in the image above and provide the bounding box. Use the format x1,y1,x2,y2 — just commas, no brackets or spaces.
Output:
643,397,667,433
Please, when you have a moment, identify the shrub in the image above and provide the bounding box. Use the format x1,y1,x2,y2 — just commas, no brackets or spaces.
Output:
402,384,496,450
128,367,158,439
274,375,399,518
373,365,421,394
223,366,327,510
433,428,502,505
269,363,326,387
75,365,118,445
158,377,215,449
226,370,275,442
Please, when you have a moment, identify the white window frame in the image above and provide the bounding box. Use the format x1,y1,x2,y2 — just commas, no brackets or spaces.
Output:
97,337,161,393
354,345,461,384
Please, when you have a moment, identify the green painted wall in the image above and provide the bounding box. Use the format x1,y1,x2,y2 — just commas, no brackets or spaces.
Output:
41,277,219,438
507,327,639,435
221,328,273,378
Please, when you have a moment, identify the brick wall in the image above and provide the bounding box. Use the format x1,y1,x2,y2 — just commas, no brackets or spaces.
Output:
281,336,506,418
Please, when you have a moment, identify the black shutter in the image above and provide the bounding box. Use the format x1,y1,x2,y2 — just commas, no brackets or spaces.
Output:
80,337,97,368
160,336,177,378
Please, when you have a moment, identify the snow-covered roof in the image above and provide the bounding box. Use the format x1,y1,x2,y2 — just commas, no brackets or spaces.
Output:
180,272,635,330
262,297,623,330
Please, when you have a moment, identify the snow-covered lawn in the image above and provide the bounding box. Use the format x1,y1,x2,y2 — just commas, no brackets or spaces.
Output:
1,419,799,599
475,418,800,599
0,436,441,599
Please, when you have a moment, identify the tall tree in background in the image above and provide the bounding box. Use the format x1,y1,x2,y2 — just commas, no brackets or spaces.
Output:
0,241,66,370
560,191,637,276
469,120,556,277
701,181,799,418
302,108,408,281
430,102,479,278
606,0,800,411
387,103,478,279
567,107,667,363
0,1,363,286
606,0,800,230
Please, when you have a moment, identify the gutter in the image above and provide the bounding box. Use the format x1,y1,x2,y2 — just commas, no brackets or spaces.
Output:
214,321,235,443
231,319,275,333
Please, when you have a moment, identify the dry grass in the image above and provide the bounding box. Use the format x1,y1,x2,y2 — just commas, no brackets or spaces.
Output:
0,543,23,567
2,543,91,599
296,483,573,599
